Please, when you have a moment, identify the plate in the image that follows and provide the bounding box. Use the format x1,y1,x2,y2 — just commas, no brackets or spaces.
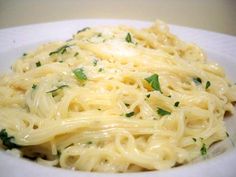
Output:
0,19,236,177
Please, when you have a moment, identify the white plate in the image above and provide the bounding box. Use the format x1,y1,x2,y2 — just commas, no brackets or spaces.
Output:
0,19,236,177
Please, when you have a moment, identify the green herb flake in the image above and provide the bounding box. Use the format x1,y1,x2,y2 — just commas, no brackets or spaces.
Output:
93,59,98,66
125,112,135,117
86,141,92,145
73,68,87,81
146,94,151,98
192,138,197,142
47,85,69,97
200,143,207,156
157,108,171,116
32,84,37,89
205,81,211,89
0,129,20,149
98,68,103,72
174,101,180,107
193,77,202,85
145,74,162,93
57,150,61,157
58,60,64,63
36,61,41,67
125,33,133,43
74,52,79,57
77,27,90,34
23,53,27,56
125,103,130,107
49,45,72,56
226,132,229,137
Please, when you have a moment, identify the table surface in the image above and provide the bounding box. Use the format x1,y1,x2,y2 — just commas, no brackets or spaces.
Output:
0,0,235,36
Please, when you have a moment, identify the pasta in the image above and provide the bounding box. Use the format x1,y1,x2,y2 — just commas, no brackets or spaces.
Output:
0,20,235,172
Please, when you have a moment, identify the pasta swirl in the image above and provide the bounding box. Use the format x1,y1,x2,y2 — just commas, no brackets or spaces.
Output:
0,20,235,172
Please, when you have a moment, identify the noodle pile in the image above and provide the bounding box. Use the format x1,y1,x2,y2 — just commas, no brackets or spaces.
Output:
0,20,235,172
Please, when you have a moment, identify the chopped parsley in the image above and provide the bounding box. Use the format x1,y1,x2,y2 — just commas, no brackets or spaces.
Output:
192,138,197,142
47,85,68,97
125,103,130,107
86,141,92,145
57,150,61,157
77,27,90,34
23,53,27,56
200,143,207,156
174,101,180,107
146,94,151,98
93,59,98,66
74,52,79,57
58,60,64,63
98,68,103,72
193,77,202,85
0,129,20,149
145,74,162,93
226,132,229,137
157,108,171,116
125,33,133,43
49,45,72,56
35,61,41,67
205,81,211,89
32,84,37,89
125,112,135,117
73,68,87,81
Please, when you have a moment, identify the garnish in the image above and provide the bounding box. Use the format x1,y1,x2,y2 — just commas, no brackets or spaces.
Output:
47,85,68,97
98,68,103,72
146,94,151,98
49,45,72,56
86,141,92,145
157,108,171,116
205,81,211,89
200,143,207,156
23,53,27,56
125,103,130,107
192,138,197,142
174,101,180,107
125,112,135,117
77,27,90,34
226,132,229,137
93,59,98,66
32,84,37,89
57,150,61,157
74,52,79,57
0,129,20,149
145,74,162,93
36,61,41,67
125,33,133,43
193,77,202,85
73,68,87,81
